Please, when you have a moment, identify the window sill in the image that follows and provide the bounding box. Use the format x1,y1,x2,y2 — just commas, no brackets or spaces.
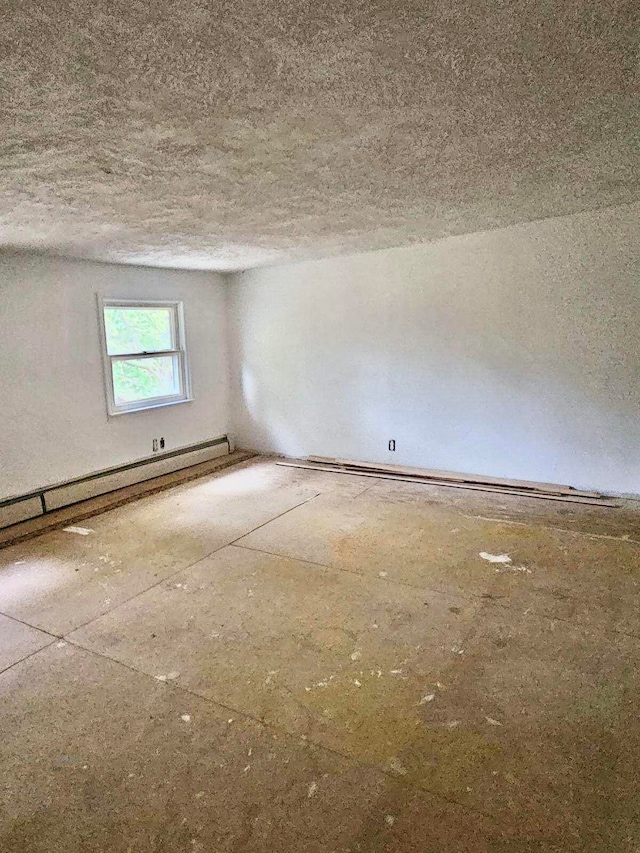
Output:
107,397,195,417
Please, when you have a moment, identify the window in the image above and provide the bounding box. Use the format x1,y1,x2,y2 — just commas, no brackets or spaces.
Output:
98,299,192,415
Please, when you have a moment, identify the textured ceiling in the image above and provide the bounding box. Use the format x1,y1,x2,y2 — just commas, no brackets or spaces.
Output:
2,0,639,271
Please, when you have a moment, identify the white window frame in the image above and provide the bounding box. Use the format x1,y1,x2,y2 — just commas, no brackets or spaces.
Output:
97,297,193,416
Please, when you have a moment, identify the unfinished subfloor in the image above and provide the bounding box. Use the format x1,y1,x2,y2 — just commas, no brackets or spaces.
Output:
1,457,640,852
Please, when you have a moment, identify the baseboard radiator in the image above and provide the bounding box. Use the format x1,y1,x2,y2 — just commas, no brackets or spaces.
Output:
0,436,230,530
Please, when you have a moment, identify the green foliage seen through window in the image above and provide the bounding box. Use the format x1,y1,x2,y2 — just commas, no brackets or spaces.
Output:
104,307,180,404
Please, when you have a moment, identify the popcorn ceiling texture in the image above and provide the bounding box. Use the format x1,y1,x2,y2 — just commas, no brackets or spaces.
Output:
1,0,639,270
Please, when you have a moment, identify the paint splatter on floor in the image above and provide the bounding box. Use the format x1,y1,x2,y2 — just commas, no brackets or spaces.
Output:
479,552,511,563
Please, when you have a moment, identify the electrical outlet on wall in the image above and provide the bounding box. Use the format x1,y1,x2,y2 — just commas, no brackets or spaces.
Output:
152,438,158,452
388,439,396,451
160,437,165,449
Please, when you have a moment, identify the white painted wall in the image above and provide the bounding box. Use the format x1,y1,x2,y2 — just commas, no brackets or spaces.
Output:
229,203,640,494
1,253,229,499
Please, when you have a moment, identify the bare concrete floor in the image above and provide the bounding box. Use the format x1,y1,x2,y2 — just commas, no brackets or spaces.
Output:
1,457,640,852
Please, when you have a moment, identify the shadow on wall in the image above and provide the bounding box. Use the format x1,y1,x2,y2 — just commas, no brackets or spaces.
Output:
231,204,640,494
240,347,637,493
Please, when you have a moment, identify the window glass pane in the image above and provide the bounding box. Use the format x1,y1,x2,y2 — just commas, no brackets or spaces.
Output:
112,356,181,405
104,306,174,355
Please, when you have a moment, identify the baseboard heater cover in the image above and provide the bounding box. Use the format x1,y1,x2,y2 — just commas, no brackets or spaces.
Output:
0,436,229,530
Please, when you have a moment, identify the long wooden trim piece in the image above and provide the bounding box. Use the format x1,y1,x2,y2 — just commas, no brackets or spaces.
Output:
278,460,617,507
306,456,603,499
